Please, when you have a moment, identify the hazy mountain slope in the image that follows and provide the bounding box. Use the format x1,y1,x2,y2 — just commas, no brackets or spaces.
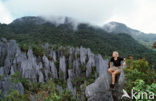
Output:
0,16,156,69
0,16,151,55
103,21,156,48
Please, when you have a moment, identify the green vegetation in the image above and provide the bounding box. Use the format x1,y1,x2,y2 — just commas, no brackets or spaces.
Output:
1,72,75,101
1,90,29,101
152,42,156,48
0,16,156,100
0,17,156,69
124,59,156,101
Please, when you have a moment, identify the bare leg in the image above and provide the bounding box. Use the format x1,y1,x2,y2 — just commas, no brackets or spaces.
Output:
108,68,115,84
112,70,120,84
108,68,115,74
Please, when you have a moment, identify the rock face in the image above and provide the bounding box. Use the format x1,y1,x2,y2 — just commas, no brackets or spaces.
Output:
85,55,125,101
0,38,125,101
85,70,125,101
85,55,113,101
0,76,24,99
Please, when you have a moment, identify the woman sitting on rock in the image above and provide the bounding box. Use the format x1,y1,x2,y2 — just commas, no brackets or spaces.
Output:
108,51,126,88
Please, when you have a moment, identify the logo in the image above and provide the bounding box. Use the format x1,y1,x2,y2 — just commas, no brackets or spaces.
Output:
121,88,155,100
121,89,131,99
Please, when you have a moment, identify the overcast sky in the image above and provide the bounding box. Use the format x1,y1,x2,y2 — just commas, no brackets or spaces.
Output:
0,0,156,33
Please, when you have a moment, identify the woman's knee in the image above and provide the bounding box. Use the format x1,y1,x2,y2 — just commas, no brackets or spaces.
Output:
113,71,120,75
108,68,111,72
108,68,113,72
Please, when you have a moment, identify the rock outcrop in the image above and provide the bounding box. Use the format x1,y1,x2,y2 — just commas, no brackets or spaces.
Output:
85,56,125,101
0,76,24,99
0,38,125,101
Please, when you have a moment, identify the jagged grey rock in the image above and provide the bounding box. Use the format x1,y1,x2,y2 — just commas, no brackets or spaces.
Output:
67,78,77,98
3,40,19,75
74,47,80,59
50,61,58,79
10,66,15,75
68,69,75,80
57,46,64,57
68,47,74,66
85,55,113,101
42,43,49,50
0,38,125,101
86,55,125,101
49,50,57,62
1,38,7,43
86,48,95,77
56,85,63,94
0,77,24,99
38,71,44,82
42,55,50,69
73,59,81,76
80,46,87,64
0,67,4,76
42,55,51,81
85,74,114,101
59,56,66,80
111,68,125,101
19,49,39,82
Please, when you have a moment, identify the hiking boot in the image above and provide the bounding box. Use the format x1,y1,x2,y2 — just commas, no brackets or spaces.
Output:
110,84,115,88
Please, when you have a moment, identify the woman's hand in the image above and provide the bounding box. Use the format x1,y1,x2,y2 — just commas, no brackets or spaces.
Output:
123,58,126,66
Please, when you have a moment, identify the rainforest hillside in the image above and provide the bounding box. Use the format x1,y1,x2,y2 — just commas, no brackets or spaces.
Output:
0,16,156,68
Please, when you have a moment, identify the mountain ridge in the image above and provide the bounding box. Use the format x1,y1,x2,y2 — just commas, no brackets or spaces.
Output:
103,21,156,48
9,16,156,48
10,16,156,34
0,16,156,69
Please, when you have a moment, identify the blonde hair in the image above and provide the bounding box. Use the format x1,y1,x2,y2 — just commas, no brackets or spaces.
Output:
112,51,119,57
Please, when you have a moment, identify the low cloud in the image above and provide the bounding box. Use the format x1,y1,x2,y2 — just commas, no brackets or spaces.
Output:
1,0,156,33
41,16,80,30
0,1,13,24
3,0,136,25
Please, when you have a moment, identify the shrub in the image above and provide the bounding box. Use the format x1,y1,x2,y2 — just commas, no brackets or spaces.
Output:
124,59,156,100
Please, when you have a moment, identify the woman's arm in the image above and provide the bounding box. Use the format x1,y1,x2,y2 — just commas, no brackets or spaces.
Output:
110,62,113,68
110,57,113,68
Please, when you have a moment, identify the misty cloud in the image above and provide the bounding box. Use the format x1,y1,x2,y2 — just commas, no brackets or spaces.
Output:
0,1,13,24
1,0,156,33
41,16,80,30
2,0,136,25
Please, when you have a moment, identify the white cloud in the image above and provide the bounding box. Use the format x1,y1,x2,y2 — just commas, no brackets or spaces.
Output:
3,0,136,24
1,0,156,33
0,1,13,24
105,0,156,33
